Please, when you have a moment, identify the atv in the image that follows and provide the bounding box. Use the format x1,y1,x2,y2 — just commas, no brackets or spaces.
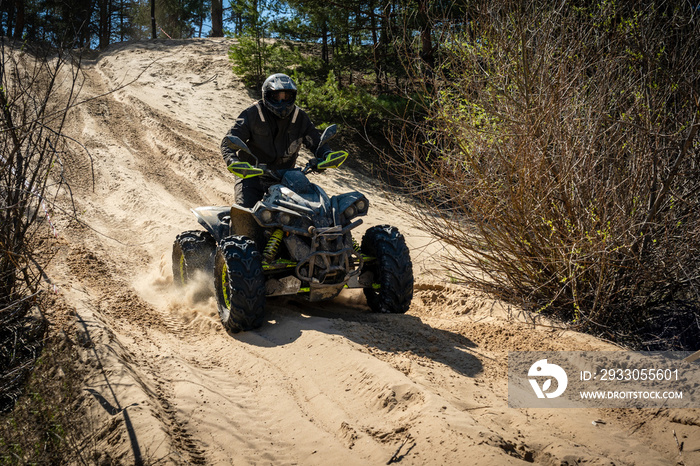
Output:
172,125,413,332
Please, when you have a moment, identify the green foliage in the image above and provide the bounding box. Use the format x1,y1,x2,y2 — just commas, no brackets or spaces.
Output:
227,29,410,131
226,0,303,87
228,35,299,88
294,69,407,130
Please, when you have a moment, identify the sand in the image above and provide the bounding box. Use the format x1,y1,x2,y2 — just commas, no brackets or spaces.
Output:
45,38,699,465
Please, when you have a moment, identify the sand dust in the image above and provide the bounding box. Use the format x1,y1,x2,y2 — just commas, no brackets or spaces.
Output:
46,38,699,465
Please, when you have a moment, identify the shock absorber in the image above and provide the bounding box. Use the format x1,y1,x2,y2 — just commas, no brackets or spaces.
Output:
351,237,362,268
263,228,284,261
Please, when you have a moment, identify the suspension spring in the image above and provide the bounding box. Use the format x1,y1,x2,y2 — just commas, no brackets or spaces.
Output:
352,238,361,252
263,229,284,261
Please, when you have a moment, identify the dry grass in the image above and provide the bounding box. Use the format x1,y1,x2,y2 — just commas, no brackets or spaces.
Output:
391,1,700,348
0,329,93,465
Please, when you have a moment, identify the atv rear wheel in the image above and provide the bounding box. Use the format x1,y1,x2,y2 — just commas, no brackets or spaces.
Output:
214,236,266,333
361,225,413,313
172,230,216,286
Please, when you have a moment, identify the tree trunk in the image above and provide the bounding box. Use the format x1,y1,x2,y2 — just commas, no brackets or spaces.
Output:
322,21,328,64
120,0,125,41
419,0,434,71
12,0,24,40
369,0,382,90
151,0,157,39
211,0,223,37
98,0,109,49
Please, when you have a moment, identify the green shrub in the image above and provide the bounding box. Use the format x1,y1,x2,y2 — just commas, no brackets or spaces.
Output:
295,69,410,132
228,34,410,133
228,35,301,88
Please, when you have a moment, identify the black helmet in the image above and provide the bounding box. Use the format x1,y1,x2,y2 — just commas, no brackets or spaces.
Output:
262,73,297,119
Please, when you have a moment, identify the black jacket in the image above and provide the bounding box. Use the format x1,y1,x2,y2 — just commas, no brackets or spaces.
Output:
220,101,330,171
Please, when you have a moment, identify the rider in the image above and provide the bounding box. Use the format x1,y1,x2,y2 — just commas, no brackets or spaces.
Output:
220,73,332,208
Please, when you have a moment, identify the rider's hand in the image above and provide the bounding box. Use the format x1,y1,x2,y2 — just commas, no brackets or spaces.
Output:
309,157,325,172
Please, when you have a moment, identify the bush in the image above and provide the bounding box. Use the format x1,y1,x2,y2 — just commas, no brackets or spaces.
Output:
395,1,700,348
228,32,410,133
295,69,410,132
1,37,80,409
227,35,301,88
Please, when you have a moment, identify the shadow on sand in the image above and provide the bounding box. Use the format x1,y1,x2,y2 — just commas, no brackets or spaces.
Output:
230,293,484,378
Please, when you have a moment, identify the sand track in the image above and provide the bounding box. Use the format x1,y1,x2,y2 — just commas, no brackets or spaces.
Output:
48,38,699,465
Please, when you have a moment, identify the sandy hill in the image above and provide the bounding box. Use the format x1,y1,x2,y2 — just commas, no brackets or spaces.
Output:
46,37,700,465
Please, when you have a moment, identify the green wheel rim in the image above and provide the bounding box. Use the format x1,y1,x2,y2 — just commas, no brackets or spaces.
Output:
220,263,231,309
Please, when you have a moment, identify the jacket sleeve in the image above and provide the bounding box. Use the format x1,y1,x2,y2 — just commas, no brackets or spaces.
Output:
221,108,253,166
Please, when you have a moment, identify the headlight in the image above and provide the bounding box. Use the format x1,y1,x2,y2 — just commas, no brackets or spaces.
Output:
260,209,273,223
342,198,368,222
278,212,292,225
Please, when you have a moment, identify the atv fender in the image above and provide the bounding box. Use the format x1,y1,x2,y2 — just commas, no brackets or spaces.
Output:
192,207,230,242
230,205,264,247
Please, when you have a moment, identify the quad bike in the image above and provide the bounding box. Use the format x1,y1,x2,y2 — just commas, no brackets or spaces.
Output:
172,125,413,332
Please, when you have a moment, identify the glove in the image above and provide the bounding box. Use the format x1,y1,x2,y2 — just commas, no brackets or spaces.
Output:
309,157,325,172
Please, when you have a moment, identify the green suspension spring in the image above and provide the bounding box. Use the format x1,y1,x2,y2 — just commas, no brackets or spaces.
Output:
263,229,284,261
352,238,361,252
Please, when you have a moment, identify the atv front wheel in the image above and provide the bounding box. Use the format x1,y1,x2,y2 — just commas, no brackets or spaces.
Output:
214,236,266,333
361,225,414,313
172,230,216,286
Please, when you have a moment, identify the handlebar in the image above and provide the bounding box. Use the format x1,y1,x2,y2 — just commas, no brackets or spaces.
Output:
228,151,349,180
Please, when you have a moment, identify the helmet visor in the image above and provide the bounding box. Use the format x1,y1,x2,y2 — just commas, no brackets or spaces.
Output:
268,90,295,103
